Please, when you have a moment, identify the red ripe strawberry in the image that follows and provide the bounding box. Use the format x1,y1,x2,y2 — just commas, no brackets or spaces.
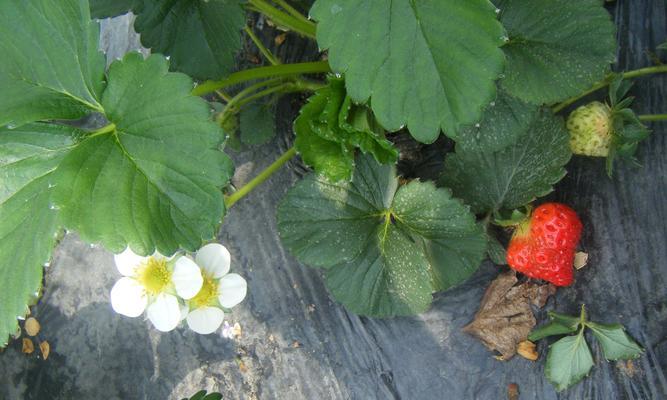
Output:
506,203,583,287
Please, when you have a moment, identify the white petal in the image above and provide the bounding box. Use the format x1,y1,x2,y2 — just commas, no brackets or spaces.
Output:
186,306,224,335
218,273,247,308
195,243,231,278
146,294,181,332
172,256,203,299
110,277,147,317
113,248,149,276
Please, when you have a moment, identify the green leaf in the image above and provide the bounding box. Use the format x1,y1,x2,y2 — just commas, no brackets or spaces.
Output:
338,97,398,165
90,0,135,19
486,232,507,265
294,88,354,182
440,94,571,213
133,0,245,80
587,322,643,360
0,0,106,127
0,123,80,345
202,393,223,400
277,154,486,317
549,311,583,330
186,390,207,400
529,321,579,342
497,0,616,104
545,332,594,392
54,53,234,255
310,0,505,142
240,102,276,146
294,78,397,182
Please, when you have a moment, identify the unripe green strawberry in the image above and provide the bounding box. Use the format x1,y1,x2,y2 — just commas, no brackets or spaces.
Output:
566,101,613,157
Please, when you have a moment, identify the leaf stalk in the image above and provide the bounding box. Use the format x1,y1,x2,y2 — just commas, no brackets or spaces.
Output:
638,113,667,122
247,0,316,39
225,146,297,208
553,65,667,113
192,61,331,96
244,25,281,66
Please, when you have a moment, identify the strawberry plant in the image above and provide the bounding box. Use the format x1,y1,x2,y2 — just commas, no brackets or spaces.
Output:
0,0,665,393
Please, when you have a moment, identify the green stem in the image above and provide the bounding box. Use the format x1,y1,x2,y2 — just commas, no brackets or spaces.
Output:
234,82,300,108
553,65,667,113
225,147,297,208
272,0,312,24
638,113,667,122
235,78,325,109
244,25,281,65
215,90,232,102
579,304,588,328
247,0,316,39
192,61,330,96
217,77,324,126
216,77,286,125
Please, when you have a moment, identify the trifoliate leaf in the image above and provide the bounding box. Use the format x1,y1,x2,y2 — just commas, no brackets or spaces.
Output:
133,0,245,80
497,0,616,104
277,154,486,317
240,102,276,146
54,53,234,255
545,331,594,392
294,78,397,182
310,0,506,142
90,0,135,19
0,123,80,346
0,0,106,127
587,322,643,360
440,93,571,214
529,321,579,342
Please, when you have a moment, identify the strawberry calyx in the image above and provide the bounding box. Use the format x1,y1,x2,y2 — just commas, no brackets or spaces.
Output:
511,218,532,239
492,205,532,228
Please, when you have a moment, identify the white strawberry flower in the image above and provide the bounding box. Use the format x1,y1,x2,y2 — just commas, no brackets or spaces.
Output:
110,248,203,332
184,243,247,335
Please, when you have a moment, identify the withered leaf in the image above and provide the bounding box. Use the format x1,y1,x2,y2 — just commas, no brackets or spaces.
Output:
25,317,40,337
39,340,50,360
463,270,556,360
517,340,539,361
22,338,34,354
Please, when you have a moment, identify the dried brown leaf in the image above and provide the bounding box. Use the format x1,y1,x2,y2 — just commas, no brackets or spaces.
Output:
25,317,40,336
39,340,50,360
22,338,34,354
517,340,539,361
274,33,287,46
574,251,589,270
463,271,555,360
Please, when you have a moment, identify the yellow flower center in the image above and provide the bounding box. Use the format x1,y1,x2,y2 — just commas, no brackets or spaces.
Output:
136,257,172,295
191,274,219,308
